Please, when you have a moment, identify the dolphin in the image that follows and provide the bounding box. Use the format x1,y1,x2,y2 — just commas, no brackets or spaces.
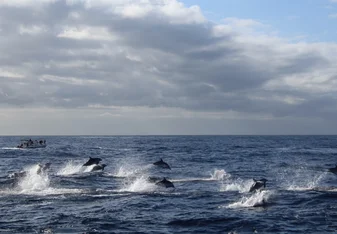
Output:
155,177,175,188
249,178,267,192
91,164,107,172
9,171,27,180
147,176,162,183
37,163,51,174
83,157,102,166
153,158,171,170
328,165,337,174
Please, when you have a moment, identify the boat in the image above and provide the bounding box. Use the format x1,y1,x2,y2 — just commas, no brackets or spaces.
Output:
17,139,47,149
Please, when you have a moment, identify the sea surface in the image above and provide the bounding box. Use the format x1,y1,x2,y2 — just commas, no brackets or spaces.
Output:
1,135,337,234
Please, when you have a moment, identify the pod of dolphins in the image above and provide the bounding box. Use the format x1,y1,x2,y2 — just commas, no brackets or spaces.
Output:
7,157,337,194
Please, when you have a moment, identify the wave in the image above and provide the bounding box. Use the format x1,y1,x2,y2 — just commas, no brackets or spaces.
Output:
1,147,20,150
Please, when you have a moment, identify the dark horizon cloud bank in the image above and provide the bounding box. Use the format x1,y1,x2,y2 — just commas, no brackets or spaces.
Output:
1,0,337,135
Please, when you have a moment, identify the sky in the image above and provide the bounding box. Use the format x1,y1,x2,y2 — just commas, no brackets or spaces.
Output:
1,0,337,135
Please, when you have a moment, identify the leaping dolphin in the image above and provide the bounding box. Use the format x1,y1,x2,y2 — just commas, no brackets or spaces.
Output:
153,158,171,170
83,157,102,166
328,165,337,174
37,163,51,174
155,177,175,188
249,178,267,192
91,164,107,172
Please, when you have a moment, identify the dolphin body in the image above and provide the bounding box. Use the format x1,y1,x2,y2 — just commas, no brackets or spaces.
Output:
155,178,175,188
37,163,51,174
83,157,102,166
91,164,107,172
147,176,162,183
249,178,267,192
328,165,337,174
153,159,171,170
9,171,27,180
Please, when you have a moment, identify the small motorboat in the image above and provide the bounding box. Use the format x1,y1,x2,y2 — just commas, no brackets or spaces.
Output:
17,139,47,149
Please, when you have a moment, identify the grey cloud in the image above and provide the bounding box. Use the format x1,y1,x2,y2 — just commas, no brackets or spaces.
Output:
0,0,337,124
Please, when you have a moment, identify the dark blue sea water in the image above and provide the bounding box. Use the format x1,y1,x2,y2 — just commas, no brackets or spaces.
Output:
1,135,337,234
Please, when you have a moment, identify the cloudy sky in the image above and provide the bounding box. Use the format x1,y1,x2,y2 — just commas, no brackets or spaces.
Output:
1,0,337,135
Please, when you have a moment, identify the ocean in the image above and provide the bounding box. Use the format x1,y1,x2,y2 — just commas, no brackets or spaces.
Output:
0,135,337,233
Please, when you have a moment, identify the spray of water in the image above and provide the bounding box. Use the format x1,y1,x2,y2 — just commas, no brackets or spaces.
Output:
227,190,272,208
113,164,152,178
220,178,253,193
56,160,94,176
8,164,85,195
211,169,230,180
119,176,156,193
280,167,328,191
18,164,50,192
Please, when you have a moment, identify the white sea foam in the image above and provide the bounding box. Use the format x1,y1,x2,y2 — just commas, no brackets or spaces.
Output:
226,190,272,208
284,171,327,191
172,169,230,183
5,164,85,196
56,160,94,175
220,178,253,193
1,147,21,150
113,164,152,178
211,169,230,180
119,176,156,193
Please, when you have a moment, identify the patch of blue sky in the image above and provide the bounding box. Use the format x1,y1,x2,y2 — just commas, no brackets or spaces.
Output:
181,0,337,42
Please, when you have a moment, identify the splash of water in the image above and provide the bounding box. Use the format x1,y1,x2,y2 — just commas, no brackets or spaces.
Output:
4,164,85,196
114,164,152,178
220,178,253,193
56,161,94,176
284,170,328,191
227,190,272,208
211,169,230,180
119,176,156,193
17,164,50,193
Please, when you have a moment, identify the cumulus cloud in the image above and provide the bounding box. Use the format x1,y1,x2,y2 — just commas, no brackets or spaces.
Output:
1,0,337,134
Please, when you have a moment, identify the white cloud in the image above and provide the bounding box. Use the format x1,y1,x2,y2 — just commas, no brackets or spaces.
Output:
0,0,57,7
118,3,153,18
19,25,47,35
329,13,337,18
57,26,116,41
0,69,24,79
